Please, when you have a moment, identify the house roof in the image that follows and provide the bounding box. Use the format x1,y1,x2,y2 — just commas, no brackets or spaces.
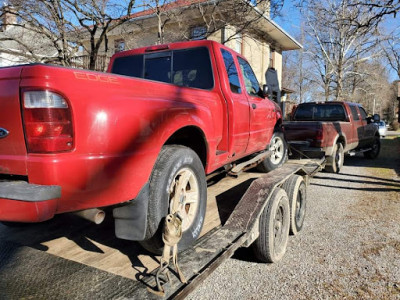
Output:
251,3,302,51
126,0,302,51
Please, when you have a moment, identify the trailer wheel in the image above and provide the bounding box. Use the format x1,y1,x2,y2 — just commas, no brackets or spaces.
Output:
140,145,207,254
252,188,290,263
282,175,307,235
257,132,288,173
364,136,380,159
325,143,344,173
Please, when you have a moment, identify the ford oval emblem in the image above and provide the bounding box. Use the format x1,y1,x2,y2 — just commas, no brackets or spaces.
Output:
0,128,9,139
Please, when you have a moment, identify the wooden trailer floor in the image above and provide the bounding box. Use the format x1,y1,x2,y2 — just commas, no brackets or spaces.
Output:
0,170,264,277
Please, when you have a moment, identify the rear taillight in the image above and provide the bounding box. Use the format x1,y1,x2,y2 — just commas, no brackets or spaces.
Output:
22,90,74,153
316,128,324,141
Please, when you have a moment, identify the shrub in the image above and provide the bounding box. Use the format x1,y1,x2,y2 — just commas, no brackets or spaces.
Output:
391,121,399,131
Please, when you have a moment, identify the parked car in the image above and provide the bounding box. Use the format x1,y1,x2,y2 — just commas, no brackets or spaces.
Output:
375,121,387,137
283,102,380,173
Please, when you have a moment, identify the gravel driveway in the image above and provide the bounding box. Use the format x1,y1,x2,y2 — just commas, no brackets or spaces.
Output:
188,136,400,300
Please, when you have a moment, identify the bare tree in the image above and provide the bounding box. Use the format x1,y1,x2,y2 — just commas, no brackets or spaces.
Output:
302,0,381,101
348,0,400,28
382,30,400,79
0,1,75,65
132,0,285,45
0,0,135,69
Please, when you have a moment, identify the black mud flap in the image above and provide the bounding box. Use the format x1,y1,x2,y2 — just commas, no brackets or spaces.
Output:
113,183,149,241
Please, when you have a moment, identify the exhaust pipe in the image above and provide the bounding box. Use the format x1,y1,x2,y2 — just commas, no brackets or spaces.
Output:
74,208,105,225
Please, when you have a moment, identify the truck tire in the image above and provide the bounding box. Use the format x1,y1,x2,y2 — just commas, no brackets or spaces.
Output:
257,131,288,173
325,143,344,173
364,136,380,159
252,188,290,263
282,175,306,235
140,145,207,254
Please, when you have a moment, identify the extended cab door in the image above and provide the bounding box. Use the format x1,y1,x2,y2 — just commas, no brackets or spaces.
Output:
348,104,364,149
237,57,275,153
219,48,250,158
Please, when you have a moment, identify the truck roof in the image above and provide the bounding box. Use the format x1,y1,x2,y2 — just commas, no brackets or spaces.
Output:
298,101,360,106
111,40,219,60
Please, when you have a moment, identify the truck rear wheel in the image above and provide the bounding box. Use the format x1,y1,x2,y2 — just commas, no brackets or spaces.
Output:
282,175,307,235
325,143,344,173
364,136,380,159
257,132,288,173
252,188,290,263
140,145,207,254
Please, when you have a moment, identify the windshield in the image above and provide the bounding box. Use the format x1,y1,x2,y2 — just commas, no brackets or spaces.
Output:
294,104,347,121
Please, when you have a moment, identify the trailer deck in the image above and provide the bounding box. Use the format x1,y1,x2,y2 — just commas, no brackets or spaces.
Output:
0,158,324,299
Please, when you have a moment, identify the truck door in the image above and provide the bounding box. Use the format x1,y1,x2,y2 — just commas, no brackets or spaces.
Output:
219,48,250,158
237,57,275,154
348,104,363,148
358,106,375,147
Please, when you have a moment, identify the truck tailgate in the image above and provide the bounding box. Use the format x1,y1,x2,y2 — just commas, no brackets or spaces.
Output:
0,66,27,175
283,121,322,142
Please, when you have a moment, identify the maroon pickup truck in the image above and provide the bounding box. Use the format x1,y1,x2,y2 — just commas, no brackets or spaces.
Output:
283,102,380,173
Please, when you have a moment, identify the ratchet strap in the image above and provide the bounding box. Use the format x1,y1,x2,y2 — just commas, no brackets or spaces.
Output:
148,213,187,297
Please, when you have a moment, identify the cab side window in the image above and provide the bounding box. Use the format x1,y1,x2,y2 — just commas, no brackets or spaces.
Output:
359,107,368,120
349,105,360,121
237,57,261,97
221,49,241,93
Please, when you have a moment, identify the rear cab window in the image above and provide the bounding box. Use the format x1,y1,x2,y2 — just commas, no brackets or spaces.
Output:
294,104,347,121
111,47,214,90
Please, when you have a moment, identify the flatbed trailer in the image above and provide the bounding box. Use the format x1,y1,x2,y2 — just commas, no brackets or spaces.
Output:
0,158,324,299
131,158,325,299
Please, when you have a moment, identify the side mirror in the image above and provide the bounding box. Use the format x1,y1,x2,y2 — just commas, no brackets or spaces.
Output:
263,84,268,95
373,114,380,123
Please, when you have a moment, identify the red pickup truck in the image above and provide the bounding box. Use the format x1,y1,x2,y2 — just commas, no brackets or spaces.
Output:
283,102,380,173
0,40,286,252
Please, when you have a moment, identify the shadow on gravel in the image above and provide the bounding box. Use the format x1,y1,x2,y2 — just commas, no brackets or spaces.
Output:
312,175,400,192
344,137,400,176
310,182,400,192
311,137,400,192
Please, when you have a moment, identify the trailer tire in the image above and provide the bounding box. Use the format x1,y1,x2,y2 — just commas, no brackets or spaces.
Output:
282,175,307,235
364,136,380,159
325,143,344,173
252,188,290,263
257,131,288,173
140,145,207,254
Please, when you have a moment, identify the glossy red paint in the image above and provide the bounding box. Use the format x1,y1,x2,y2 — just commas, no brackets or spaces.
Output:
0,40,282,222
0,198,57,222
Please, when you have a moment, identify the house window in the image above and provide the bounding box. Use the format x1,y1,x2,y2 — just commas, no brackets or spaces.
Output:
191,27,207,40
114,39,125,53
269,49,275,69
235,33,242,54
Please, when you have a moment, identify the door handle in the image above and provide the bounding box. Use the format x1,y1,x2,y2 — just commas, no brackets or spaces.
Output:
252,103,257,109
